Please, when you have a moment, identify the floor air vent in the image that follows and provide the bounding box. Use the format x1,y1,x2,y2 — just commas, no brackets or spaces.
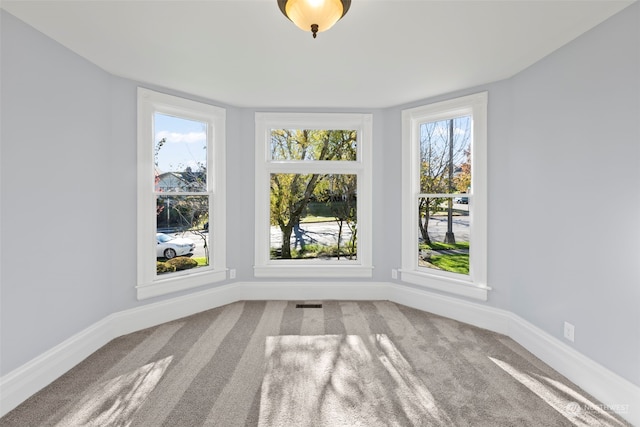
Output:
295,304,323,309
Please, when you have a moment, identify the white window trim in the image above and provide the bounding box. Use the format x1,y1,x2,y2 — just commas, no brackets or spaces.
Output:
401,92,489,301
137,88,226,300
254,112,373,278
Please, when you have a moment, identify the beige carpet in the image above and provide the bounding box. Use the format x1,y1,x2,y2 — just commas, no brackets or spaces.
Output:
259,334,448,426
0,300,632,426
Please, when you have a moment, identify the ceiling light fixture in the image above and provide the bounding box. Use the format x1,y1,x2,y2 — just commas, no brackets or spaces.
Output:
277,0,351,39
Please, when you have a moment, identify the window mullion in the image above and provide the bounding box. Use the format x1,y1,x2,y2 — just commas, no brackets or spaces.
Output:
417,193,470,198
154,191,209,196
267,164,361,175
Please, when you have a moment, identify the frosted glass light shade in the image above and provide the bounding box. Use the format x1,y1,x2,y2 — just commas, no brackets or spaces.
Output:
278,0,351,38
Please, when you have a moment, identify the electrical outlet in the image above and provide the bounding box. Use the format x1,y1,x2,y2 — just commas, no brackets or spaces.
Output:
391,269,398,279
563,321,575,342
229,269,236,279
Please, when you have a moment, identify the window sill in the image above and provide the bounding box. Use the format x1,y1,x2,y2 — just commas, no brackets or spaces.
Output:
399,269,490,301
254,265,373,279
137,268,227,300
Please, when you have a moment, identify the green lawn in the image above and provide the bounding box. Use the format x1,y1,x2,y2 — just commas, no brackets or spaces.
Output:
420,241,469,274
192,257,208,266
429,253,469,274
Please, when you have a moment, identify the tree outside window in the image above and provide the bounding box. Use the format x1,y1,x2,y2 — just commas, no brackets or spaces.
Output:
269,129,358,260
418,116,471,275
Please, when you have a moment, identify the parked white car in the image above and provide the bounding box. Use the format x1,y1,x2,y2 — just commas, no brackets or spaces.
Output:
454,196,469,204
156,233,195,259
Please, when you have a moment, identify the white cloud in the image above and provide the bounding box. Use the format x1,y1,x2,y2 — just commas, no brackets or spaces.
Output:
157,130,206,144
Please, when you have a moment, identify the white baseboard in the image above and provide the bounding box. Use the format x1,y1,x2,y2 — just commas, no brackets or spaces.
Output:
389,283,639,426
0,315,113,417
110,281,241,338
388,283,512,334
2,281,638,426
0,282,240,416
237,281,391,302
507,312,640,426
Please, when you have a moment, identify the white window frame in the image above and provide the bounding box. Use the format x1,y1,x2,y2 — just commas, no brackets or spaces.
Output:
137,88,226,300
401,92,489,301
254,112,373,278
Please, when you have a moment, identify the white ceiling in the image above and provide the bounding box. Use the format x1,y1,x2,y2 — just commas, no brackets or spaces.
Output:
2,0,635,108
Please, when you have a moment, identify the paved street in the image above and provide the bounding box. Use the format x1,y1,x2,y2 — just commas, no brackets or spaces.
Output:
165,204,470,259
271,211,470,249
424,214,470,243
270,221,355,249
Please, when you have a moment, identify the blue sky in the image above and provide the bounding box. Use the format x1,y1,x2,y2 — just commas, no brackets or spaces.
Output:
154,113,207,173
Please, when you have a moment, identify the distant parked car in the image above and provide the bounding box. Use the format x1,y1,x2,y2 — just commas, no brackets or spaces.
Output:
454,196,469,204
156,233,195,259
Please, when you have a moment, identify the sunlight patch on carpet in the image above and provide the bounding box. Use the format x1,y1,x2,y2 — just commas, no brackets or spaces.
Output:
258,334,446,427
489,357,626,427
55,356,173,427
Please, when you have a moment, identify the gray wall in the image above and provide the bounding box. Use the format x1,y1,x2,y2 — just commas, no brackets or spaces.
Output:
1,2,638,389
1,11,113,373
508,2,640,386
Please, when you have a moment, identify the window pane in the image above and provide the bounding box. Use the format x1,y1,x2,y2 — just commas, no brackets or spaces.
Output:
270,129,357,161
270,173,357,260
417,196,469,275
156,195,209,273
154,113,207,192
419,116,471,194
